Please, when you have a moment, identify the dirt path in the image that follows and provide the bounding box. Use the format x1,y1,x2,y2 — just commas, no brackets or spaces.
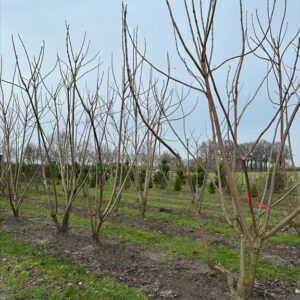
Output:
0,209,298,299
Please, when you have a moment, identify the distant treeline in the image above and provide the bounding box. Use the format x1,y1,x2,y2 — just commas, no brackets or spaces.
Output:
196,139,294,171
0,139,296,174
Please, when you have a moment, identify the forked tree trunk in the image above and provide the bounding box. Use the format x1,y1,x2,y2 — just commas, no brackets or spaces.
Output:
139,197,146,219
11,205,19,219
60,212,70,233
9,195,19,219
91,231,100,243
87,210,101,243
92,218,104,243
51,209,71,233
237,238,262,299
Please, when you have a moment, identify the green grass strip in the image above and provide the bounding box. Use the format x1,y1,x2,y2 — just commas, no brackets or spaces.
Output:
1,197,299,283
0,231,146,300
25,193,298,245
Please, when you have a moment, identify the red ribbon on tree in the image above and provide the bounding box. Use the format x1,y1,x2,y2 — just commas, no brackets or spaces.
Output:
245,192,270,209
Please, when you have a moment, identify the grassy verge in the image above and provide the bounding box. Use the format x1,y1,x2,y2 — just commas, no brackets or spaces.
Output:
0,231,146,300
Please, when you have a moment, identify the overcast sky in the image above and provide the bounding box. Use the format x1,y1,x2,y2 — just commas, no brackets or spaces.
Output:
1,1,300,164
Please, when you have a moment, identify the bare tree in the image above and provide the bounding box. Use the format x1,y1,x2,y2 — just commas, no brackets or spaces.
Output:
127,44,165,217
124,1,300,298
0,63,39,218
9,30,95,231
62,28,149,241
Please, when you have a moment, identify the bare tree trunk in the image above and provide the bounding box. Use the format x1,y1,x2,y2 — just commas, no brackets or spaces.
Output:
139,196,147,219
237,237,262,299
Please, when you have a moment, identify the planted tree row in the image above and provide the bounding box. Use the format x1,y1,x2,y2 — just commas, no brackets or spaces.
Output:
0,1,299,299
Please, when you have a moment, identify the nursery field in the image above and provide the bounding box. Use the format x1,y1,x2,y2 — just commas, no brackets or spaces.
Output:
0,183,300,299
1,0,300,298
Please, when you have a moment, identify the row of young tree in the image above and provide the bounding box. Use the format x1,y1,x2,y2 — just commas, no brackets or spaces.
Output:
0,25,169,230
0,1,299,299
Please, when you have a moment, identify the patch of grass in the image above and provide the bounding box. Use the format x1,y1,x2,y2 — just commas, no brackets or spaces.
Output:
1,197,299,284
268,232,300,245
0,231,146,300
119,207,235,235
96,219,300,282
102,205,299,247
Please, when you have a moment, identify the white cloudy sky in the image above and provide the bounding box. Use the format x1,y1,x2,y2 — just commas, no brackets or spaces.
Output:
1,1,300,164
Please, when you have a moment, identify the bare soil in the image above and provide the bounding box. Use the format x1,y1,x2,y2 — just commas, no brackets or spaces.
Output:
26,197,300,264
0,208,298,299
109,212,300,265
64,198,300,265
